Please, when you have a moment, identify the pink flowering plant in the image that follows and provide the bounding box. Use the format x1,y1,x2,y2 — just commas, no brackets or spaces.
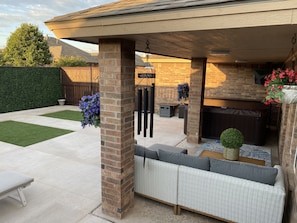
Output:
79,93,100,128
263,68,297,105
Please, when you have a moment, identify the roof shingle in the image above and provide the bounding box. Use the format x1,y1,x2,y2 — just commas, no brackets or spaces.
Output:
47,0,250,22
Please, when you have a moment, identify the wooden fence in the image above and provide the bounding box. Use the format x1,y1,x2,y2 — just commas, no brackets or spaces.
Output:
61,66,99,105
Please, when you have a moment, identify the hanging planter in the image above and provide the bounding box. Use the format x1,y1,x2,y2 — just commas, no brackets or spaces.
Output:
263,68,297,105
282,85,297,104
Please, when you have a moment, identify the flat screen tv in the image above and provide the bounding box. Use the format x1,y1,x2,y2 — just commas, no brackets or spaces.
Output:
254,69,271,85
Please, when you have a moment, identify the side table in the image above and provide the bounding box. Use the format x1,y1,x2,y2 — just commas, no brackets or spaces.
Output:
199,150,265,166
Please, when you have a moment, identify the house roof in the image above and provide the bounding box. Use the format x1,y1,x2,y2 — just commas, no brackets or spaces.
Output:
48,0,243,21
46,36,98,64
47,36,145,66
45,0,297,64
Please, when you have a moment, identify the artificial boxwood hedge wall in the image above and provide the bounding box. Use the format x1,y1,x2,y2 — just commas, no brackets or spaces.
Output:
0,67,62,113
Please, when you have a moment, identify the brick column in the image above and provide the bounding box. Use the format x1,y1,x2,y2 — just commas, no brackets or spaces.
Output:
279,103,297,222
278,104,290,163
187,58,206,143
99,39,135,218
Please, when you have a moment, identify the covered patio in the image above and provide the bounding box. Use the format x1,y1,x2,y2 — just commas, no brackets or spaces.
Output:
0,105,225,223
45,0,297,221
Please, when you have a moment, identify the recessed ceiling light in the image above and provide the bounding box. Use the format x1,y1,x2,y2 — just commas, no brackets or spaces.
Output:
210,50,230,56
235,60,248,63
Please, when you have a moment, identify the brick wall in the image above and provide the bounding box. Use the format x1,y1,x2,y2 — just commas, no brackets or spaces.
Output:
136,58,267,113
135,60,191,112
279,103,297,222
276,61,297,222
205,63,266,101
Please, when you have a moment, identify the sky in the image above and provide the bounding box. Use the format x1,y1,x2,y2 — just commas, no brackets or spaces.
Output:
0,0,116,52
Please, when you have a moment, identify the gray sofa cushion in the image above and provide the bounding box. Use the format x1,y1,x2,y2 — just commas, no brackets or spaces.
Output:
148,143,188,155
134,144,159,160
210,158,278,185
159,149,210,170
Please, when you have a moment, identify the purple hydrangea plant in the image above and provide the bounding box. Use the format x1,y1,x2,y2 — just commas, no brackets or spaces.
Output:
177,83,189,101
79,92,100,128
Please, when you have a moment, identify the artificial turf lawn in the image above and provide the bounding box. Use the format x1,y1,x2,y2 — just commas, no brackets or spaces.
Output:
41,110,82,122
0,120,73,147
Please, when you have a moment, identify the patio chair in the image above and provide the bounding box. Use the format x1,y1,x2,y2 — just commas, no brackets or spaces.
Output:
0,170,34,206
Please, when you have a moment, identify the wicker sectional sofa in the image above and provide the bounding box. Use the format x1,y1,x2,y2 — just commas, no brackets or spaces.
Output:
134,144,286,223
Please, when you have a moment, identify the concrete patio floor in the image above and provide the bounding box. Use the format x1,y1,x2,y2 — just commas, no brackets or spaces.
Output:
0,106,277,223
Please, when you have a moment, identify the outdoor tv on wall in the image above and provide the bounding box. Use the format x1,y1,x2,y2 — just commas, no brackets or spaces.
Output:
254,69,271,85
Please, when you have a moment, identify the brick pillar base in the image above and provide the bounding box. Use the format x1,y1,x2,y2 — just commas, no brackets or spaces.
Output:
187,58,206,143
99,39,135,219
279,103,297,222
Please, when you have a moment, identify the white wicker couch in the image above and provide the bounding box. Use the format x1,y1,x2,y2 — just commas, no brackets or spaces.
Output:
134,153,286,223
134,155,179,213
177,164,286,223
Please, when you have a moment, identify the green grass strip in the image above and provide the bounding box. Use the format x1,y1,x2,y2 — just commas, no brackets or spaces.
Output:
0,121,73,147
41,110,82,122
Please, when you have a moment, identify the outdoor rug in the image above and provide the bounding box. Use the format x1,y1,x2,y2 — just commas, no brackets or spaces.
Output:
195,139,271,166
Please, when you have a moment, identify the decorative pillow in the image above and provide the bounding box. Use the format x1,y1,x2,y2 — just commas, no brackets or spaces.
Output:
134,144,159,160
158,149,210,170
148,143,188,155
179,154,210,170
210,158,278,185
158,149,180,164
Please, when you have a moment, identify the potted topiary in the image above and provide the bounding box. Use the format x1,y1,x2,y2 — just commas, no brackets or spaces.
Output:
220,128,244,161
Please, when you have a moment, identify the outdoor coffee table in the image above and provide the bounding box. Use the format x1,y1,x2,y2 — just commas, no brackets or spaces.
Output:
199,150,265,166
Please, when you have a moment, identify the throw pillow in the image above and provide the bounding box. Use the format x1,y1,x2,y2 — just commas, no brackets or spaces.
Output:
179,154,210,171
159,149,210,170
210,158,278,185
134,144,159,160
148,143,188,154
158,149,180,165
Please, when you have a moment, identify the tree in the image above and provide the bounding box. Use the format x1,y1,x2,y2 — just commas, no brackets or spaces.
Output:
52,56,88,67
0,51,5,66
3,23,52,66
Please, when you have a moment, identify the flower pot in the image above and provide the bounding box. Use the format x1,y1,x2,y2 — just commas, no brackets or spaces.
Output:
58,99,66,106
282,85,297,104
179,104,187,118
223,147,239,161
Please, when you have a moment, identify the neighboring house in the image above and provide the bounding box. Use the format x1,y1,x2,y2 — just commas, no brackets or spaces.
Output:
46,36,98,65
45,0,297,221
46,36,145,105
46,36,145,66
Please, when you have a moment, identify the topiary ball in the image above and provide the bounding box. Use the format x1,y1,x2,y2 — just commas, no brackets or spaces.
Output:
220,128,244,149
